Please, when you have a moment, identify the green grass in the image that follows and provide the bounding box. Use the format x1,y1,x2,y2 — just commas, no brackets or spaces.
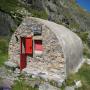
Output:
66,63,90,90
12,80,38,90
0,37,8,66
76,31,90,58
0,54,8,66
29,8,48,19
76,32,89,43
0,0,22,12
83,45,90,58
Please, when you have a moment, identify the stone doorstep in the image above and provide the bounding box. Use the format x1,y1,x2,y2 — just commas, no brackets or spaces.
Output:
65,86,75,90
22,68,65,87
39,83,60,90
48,74,65,82
4,61,18,68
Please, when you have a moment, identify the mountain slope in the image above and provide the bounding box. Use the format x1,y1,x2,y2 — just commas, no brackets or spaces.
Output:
22,0,90,32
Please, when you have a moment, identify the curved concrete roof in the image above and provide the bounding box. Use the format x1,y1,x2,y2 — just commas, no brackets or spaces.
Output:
27,17,83,75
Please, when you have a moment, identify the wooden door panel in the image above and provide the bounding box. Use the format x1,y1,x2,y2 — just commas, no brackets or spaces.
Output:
25,37,33,54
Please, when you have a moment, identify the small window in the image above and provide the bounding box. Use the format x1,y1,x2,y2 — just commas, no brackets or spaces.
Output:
32,25,42,36
34,40,43,56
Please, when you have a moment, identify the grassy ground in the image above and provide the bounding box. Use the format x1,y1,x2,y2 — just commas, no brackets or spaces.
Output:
66,63,90,90
0,37,8,66
12,63,90,90
12,80,38,90
0,54,8,66
76,31,90,58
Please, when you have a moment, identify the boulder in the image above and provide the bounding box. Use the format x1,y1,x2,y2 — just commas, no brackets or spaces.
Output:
86,59,90,65
4,61,17,68
65,86,75,90
39,83,60,90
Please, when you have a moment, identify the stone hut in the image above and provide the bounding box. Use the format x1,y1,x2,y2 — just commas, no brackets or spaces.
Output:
8,17,83,84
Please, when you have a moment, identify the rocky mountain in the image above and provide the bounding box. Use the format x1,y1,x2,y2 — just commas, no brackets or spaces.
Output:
22,0,90,32
0,10,17,36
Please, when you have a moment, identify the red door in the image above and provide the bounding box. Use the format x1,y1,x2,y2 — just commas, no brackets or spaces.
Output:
20,54,27,71
20,36,33,71
25,37,33,54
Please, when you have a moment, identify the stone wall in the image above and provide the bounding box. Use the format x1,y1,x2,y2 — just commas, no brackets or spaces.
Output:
8,18,65,82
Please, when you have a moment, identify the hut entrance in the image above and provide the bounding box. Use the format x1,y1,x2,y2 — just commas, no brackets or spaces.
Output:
20,36,33,71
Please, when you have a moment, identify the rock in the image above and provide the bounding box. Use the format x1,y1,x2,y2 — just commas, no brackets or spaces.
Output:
32,75,37,78
86,59,90,65
47,2,57,12
0,67,7,77
4,61,17,68
74,80,82,88
49,74,65,87
34,80,40,88
16,7,31,17
39,83,60,90
22,68,39,76
65,86,75,90
0,79,14,88
38,72,48,81
14,68,20,74
0,10,17,36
